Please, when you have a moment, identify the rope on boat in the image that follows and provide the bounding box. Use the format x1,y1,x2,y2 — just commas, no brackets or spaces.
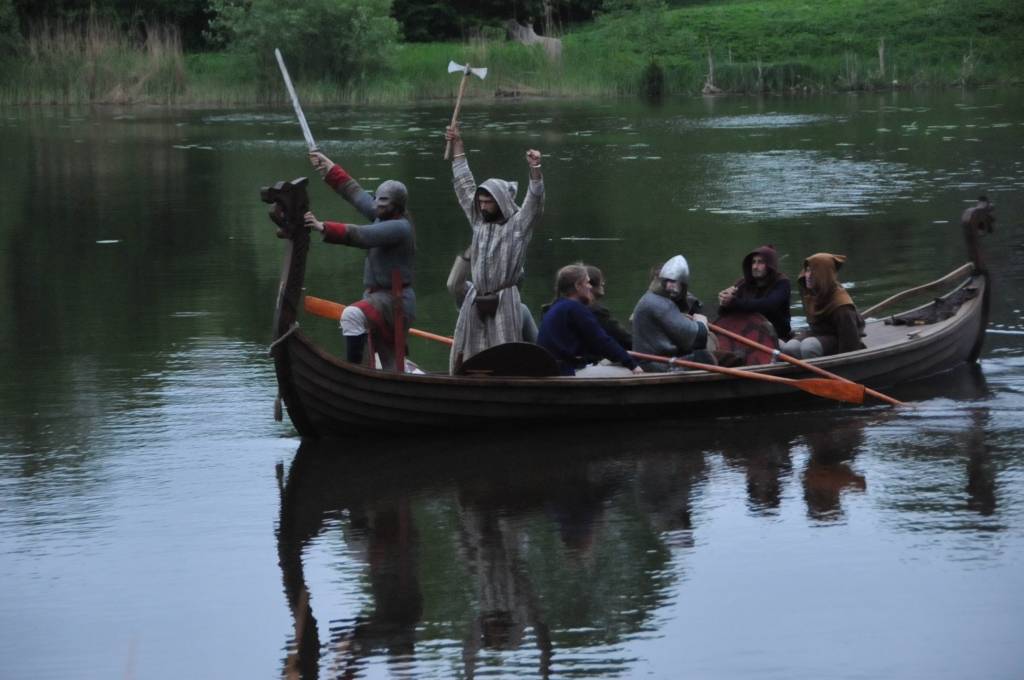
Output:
269,322,300,355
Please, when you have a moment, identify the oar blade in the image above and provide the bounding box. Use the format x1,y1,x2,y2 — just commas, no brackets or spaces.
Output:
797,378,865,404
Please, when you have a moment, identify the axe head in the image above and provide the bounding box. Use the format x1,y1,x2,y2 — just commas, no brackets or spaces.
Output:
447,60,488,80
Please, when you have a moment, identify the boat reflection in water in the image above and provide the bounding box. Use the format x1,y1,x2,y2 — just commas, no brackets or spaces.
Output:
275,370,1000,678
276,422,675,679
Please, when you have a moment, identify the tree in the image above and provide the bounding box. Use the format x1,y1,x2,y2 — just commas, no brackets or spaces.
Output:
207,0,400,83
391,0,604,42
0,0,21,58
10,0,213,49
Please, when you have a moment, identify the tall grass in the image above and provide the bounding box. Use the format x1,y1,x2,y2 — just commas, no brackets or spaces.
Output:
0,18,186,105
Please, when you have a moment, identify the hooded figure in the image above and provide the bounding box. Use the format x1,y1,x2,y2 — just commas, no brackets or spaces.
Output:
631,255,717,372
780,253,865,359
717,245,792,341
447,128,544,373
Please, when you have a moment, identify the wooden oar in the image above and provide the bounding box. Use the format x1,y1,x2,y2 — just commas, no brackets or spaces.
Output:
305,295,863,404
709,322,903,407
304,296,453,345
628,350,865,404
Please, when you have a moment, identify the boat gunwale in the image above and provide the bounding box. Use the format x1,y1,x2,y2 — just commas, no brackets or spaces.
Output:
286,271,985,389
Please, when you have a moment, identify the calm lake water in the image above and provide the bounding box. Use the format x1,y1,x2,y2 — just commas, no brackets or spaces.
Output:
2,90,1023,679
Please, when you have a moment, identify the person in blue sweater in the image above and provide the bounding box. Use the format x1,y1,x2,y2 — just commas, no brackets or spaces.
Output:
537,264,643,376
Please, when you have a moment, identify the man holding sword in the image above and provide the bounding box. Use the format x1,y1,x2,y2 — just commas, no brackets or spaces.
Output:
303,153,416,371
274,49,416,370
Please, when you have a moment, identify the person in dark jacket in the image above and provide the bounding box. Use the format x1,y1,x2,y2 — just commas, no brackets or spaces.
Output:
537,265,642,376
780,253,865,358
717,245,792,342
584,265,632,350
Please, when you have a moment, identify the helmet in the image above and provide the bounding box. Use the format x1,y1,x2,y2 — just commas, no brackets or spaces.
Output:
374,180,408,210
659,255,690,285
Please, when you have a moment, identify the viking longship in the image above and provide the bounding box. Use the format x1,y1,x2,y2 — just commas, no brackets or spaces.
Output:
263,178,994,439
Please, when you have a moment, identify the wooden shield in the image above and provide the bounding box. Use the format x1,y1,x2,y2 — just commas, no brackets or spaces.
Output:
713,312,779,366
457,342,560,377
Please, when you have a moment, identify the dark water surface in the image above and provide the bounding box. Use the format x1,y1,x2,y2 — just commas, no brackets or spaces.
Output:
2,91,1023,679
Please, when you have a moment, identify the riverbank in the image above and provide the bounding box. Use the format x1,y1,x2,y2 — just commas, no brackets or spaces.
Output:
2,0,1020,106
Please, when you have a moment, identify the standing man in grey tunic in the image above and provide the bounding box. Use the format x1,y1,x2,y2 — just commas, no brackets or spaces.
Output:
303,151,415,371
444,126,544,373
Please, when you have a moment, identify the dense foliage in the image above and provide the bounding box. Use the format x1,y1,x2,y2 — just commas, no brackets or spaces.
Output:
10,0,213,48
0,0,22,57
205,0,399,83
392,0,603,42
3,0,610,50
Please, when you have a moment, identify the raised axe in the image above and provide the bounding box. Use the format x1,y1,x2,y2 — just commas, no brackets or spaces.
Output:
444,60,488,160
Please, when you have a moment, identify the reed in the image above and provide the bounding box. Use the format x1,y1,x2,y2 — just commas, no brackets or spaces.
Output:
0,18,186,105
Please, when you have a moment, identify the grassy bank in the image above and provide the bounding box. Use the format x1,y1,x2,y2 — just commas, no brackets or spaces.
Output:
2,0,1021,105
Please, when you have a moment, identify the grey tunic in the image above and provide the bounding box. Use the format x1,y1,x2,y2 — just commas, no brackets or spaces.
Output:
322,171,416,326
631,291,708,371
449,156,544,372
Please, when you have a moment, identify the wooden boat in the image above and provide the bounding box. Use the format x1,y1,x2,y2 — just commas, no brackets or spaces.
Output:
263,179,995,438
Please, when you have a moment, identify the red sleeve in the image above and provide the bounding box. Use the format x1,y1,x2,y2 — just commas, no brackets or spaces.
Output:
322,221,350,244
324,164,352,190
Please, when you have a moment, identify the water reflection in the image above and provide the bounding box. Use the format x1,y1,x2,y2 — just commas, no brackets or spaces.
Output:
964,408,997,516
719,424,794,514
277,425,693,678
673,113,839,130
701,150,915,217
802,422,867,522
274,398,1009,678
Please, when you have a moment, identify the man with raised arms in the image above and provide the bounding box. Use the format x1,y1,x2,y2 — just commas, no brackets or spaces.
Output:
444,125,544,374
304,151,415,371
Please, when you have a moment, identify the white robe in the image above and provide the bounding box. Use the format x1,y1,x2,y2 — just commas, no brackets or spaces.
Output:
449,157,544,373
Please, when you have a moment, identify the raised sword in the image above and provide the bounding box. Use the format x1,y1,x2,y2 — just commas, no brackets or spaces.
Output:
274,48,317,151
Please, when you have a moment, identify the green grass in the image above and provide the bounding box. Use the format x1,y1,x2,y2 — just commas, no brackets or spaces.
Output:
578,0,1024,94
1,0,1021,105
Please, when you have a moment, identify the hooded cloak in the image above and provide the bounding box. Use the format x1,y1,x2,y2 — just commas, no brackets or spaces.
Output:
798,252,864,352
449,156,544,372
719,244,792,340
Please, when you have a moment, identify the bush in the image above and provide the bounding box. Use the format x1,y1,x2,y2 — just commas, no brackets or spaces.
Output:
206,0,400,85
